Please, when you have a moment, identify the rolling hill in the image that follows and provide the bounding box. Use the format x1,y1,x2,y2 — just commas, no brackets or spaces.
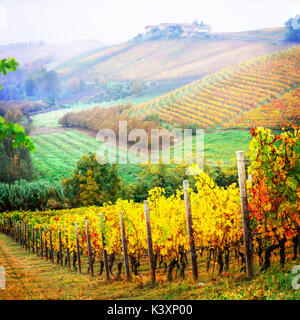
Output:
55,27,295,84
215,27,287,41
0,40,106,69
126,45,300,128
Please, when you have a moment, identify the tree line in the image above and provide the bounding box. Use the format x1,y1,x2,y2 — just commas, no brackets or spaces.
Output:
58,103,165,146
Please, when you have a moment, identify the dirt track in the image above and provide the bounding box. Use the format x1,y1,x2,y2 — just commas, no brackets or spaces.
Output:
0,234,102,300
0,234,38,299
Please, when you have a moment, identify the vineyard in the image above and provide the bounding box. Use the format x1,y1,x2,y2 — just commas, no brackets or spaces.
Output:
227,87,300,128
1,128,299,291
127,46,300,128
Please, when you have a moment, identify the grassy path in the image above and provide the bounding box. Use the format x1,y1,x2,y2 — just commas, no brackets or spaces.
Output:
0,233,299,300
0,233,203,300
0,234,116,300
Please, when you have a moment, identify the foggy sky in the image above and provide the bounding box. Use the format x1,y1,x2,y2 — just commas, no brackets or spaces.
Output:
0,0,299,45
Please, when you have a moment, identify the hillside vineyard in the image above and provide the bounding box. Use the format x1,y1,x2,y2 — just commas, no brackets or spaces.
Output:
227,87,300,128
127,46,300,128
1,127,299,282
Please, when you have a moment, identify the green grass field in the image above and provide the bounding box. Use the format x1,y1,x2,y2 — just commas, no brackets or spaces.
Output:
31,130,144,184
31,129,251,184
203,129,251,165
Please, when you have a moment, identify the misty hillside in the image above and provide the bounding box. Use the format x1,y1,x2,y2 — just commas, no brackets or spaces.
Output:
214,27,287,41
0,40,106,69
55,27,295,84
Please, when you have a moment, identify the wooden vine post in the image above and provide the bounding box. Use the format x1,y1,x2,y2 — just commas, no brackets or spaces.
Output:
11,220,14,239
15,221,18,242
14,222,17,243
236,151,254,278
18,223,21,245
21,224,24,248
16,222,18,242
24,223,26,249
13,221,15,241
22,224,24,247
99,214,110,281
32,226,35,253
15,222,17,243
58,226,63,267
44,226,48,260
23,223,25,247
16,223,19,244
22,223,25,248
12,220,15,240
14,221,17,241
35,229,39,257
9,219,12,238
40,227,43,258
65,227,71,269
119,211,131,282
85,219,94,276
183,180,198,281
26,223,29,250
75,222,81,274
23,223,26,248
49,229,54,263
143,200,156,285
25,223,28,250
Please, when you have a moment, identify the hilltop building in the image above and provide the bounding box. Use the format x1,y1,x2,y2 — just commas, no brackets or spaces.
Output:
145,21,211,38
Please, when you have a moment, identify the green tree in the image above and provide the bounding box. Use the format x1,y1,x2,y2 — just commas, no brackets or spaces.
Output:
0,58,35,151
4,109,23,124
0,135,34,183
24,78,36,97
130,81,144,96
204,162,238,188
0,58,36,182
285,16,300,42
0,180,67,211
0,112,35,184
42,70,60,104
34,69,60,103
0,58,18,89
62,153,121,207
132,162,195,202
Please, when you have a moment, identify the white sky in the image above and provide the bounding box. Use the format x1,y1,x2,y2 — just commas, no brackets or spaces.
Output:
0,0,299,44
0,5,6,31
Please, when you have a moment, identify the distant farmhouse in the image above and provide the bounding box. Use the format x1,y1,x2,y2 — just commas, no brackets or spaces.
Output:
145,21,211,38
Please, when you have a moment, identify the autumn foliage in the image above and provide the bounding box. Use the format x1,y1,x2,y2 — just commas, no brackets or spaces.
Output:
58,103,162,145
1,128,299,278
248,127,300,269
229,87,300,128
0,100,48,117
